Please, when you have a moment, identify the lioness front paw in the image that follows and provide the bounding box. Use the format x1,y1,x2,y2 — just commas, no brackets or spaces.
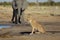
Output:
30,33,33,35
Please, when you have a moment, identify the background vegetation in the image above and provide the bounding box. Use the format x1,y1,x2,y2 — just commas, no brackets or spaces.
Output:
0,1,60,6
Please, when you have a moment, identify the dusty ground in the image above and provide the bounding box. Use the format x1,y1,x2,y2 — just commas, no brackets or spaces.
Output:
0,6,60,40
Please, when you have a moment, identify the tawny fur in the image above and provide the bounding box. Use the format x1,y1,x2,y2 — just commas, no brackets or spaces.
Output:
27,15,46,35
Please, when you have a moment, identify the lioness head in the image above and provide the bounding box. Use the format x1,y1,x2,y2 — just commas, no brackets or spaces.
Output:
26,14,32,22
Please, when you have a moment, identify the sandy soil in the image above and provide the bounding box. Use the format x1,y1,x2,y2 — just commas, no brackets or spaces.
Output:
0,6,60,40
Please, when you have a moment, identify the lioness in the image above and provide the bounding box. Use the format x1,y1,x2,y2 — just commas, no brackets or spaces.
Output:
26,14,46,35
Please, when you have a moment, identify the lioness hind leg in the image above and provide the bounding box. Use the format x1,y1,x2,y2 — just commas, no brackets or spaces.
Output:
35,32,41,34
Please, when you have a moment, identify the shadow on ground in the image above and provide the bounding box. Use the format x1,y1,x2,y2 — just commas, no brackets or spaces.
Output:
19,31,60,35
20,32,31,35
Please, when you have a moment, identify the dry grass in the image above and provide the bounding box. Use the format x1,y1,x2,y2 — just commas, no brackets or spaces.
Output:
0,6,60,40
